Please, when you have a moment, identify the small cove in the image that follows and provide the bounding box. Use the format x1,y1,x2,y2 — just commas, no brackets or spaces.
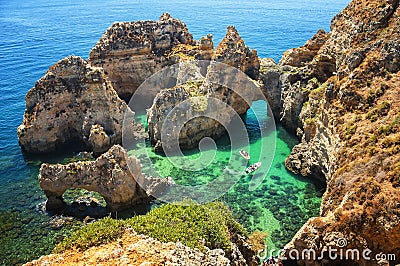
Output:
129,100,324,251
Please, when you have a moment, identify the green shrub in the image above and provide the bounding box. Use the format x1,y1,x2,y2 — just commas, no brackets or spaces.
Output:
309,85,326,99
53,217,124,253
382,134,400,148
247,230,268,251
54,201,246,253
379,115,400,135
304,117,316,125
126,201,246,251
367,134,378,144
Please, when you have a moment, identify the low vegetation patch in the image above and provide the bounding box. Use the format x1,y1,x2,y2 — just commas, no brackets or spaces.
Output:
366,100,390,121
54,201,247,253
53,217,124,253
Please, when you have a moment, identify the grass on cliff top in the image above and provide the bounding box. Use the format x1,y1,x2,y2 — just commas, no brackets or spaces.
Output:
54,201,247,253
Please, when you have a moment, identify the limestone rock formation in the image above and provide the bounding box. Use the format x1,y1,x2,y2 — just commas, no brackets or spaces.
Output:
39,145,172,211
88,124,111,155
259,60,320,133
18,6,400,265
259,28,334,133
147,60,261,151
17,56,136,154
280,29,328,68
258,58,281,119
214,26,260,80
147,27,261,152
24,229,234,266
276,0,400,264
89,13,214,100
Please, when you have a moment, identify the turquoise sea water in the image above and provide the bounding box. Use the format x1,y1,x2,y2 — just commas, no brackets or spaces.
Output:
0,0,350,264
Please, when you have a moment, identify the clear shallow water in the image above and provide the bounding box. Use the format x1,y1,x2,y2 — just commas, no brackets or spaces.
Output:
130,101,325,251
0,0,349,264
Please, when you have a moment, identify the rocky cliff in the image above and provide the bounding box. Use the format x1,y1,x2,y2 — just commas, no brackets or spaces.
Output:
25,229,232,266
214,26,260,80
17,56,137,155
39,145,172,211
147,26,261,151
258,0,400,264
89,13,213,100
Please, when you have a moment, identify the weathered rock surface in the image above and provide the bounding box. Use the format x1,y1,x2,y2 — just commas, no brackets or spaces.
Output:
259,27,333,133
17,56,135,154
147,64,260,151
277,0,400,264
89,13,213,100
259,60,321,133
18,5,400,265
24,229,232,266
280,29,328,68
147,27,261,151
214,26,260,80
39,145,172,211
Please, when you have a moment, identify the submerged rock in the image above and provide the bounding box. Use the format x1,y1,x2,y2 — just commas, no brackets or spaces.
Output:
39,145,172,212
18,5,400,265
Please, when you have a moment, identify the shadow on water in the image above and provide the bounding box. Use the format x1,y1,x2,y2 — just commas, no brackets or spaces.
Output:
21,139,92,164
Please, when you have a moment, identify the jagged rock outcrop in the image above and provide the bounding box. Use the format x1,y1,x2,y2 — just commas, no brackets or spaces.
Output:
280,29,328,68
147,27,261,152
39,145,172,211
25,229,236,266
259,28,331,133
18,6,400,265
17,56,137,154
89,13,214,100
276,0,400,264
214,26,260,80
147,63,260,151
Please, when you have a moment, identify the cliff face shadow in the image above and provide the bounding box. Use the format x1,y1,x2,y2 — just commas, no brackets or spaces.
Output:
21,139,92,165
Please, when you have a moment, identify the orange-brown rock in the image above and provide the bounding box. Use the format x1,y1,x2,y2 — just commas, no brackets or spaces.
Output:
280,29,328,68
17,56,132,154
147,60,261,152
39,145,172,211
280,0,400,265
24,229,232,266
147,27,261,152
89,13,213,100
214,26,260,80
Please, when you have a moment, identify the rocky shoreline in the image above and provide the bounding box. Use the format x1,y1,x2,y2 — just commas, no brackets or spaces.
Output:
19,0,400,264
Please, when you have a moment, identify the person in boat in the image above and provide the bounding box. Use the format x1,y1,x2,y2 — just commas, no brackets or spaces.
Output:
245,162,261,174
263,256,275,265
239,150,250,160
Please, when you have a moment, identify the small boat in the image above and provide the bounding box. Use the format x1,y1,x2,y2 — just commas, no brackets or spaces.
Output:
246,162,262,174
239,150,250,160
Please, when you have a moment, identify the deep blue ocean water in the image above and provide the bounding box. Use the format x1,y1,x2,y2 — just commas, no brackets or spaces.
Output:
0,0,350,264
